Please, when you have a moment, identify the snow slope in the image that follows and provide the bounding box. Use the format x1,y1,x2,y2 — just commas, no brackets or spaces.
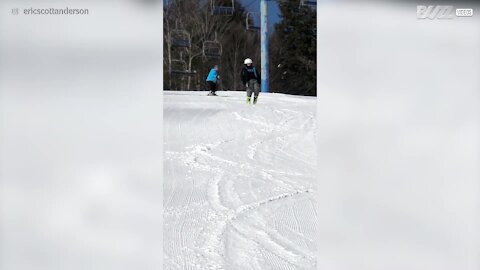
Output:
164,91,317,270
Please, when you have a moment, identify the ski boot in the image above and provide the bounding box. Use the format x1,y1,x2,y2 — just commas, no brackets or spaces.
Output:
246,96,251,104
253,96,258,104
208,91,217,96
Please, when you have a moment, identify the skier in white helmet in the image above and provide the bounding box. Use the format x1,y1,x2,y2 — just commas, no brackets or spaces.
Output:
241,58,261,104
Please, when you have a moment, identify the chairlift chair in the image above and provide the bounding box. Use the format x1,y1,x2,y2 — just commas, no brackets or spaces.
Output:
299,0,317,7
246,12,260,31
170,29,191,48
203,40,222,59
170,59,196,76
211,0,234,15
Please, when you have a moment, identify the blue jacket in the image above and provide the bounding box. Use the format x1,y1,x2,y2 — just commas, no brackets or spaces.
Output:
206,68,218,83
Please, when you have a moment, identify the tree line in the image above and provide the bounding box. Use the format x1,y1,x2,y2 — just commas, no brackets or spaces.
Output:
164,0,316,96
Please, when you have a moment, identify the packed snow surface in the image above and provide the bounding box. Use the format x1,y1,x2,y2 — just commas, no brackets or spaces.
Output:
164,91,317,270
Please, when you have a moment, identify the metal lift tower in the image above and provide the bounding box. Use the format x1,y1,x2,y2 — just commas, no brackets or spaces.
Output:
260,0,269,93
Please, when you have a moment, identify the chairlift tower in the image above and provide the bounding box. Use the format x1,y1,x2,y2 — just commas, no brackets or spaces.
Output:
260,0,268,93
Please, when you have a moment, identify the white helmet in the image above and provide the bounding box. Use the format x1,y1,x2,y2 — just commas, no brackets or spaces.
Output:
244,58,253,65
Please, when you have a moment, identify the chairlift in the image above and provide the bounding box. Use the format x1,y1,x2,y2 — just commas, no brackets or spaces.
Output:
211,0,234,15
299,0,317,7
203,34,222,59
246,12,260,31
170,29,191,48
170,59,196,76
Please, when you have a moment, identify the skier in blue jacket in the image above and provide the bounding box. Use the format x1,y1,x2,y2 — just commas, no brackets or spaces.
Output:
206,65,220,96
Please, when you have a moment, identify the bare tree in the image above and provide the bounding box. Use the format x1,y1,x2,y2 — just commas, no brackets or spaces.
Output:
164,0,260,91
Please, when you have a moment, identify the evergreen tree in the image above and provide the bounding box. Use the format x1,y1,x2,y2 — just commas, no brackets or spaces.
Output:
270,0,316,96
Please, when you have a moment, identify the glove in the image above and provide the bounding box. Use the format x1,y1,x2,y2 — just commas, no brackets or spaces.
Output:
245,83,249,88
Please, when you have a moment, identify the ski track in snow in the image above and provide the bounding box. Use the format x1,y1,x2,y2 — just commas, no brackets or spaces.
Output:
164,91,317,270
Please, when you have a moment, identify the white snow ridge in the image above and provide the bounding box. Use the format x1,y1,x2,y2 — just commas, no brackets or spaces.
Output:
164,91,317,270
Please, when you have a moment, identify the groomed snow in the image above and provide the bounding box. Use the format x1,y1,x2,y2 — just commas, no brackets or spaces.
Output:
164,91,317,270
